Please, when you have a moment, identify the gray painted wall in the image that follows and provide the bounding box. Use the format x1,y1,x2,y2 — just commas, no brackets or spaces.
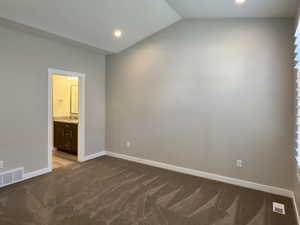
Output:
0,22,105,174
107,19,295,189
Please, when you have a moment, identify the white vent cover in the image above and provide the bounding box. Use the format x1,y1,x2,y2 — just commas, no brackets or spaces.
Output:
273,202,286,215
0,168,24,188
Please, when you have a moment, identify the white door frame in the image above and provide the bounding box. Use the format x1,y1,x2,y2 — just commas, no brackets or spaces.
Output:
48,68,86,170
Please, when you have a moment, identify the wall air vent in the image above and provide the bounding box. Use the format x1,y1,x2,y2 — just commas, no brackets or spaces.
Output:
272,202,286,215
0,168,24,188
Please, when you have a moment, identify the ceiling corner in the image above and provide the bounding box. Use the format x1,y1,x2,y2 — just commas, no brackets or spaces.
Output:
165,0,184,19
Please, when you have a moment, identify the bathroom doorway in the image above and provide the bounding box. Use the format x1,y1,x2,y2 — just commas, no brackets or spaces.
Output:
48,69,86,171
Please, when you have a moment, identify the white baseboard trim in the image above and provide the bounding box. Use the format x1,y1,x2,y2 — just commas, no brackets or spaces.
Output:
17,151,106,183
105,151,293,198
292,193,300,225
23,167,52,180
82,151,106,162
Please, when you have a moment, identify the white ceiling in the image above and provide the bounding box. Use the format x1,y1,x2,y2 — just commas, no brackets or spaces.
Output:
0,0,180,53
166,0,298,18
0,0,297,54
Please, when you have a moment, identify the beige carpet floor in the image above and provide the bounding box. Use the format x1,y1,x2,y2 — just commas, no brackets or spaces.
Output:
0,156,297,225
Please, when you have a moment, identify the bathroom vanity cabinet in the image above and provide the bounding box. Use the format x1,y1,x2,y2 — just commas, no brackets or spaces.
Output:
54,121,78,155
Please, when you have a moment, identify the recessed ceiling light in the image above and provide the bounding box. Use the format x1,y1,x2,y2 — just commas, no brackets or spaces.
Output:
235,0,246,5
114,29,122,38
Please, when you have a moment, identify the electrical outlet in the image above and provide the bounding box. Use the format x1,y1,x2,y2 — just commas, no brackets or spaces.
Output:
126,141,131,148
273,202,285,215
236,160,243,168
0,161,3,169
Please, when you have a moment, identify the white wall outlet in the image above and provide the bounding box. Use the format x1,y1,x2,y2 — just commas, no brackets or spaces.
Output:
236,160,243,168
126,141,131,148
0,161,3,169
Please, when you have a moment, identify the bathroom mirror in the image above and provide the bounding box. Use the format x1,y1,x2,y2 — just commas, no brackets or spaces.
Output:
70,85,79,114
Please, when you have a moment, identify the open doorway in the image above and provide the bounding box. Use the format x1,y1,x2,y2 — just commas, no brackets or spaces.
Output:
48,69,86,171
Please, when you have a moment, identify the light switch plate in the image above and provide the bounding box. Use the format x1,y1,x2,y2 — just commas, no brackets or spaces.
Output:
0,161,3,169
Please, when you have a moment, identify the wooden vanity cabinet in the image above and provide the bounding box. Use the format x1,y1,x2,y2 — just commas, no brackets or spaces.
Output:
54,121,78,155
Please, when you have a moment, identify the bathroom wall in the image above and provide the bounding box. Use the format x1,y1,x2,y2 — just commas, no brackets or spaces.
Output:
52,75,79,118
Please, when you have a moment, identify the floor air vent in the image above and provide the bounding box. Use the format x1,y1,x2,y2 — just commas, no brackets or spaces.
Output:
0,168,24,188
273,202,286,215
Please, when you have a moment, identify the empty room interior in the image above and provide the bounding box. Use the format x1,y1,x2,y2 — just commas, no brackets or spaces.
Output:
1,0,300,224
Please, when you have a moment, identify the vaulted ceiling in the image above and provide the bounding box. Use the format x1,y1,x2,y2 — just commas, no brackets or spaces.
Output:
0,0,180,53
166,0,298,18
0,0,297,54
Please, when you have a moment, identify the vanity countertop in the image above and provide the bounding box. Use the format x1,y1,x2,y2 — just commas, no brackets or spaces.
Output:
53,117,79,124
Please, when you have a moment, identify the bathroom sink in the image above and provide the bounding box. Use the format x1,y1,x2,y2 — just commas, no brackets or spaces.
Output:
53,116,79,124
